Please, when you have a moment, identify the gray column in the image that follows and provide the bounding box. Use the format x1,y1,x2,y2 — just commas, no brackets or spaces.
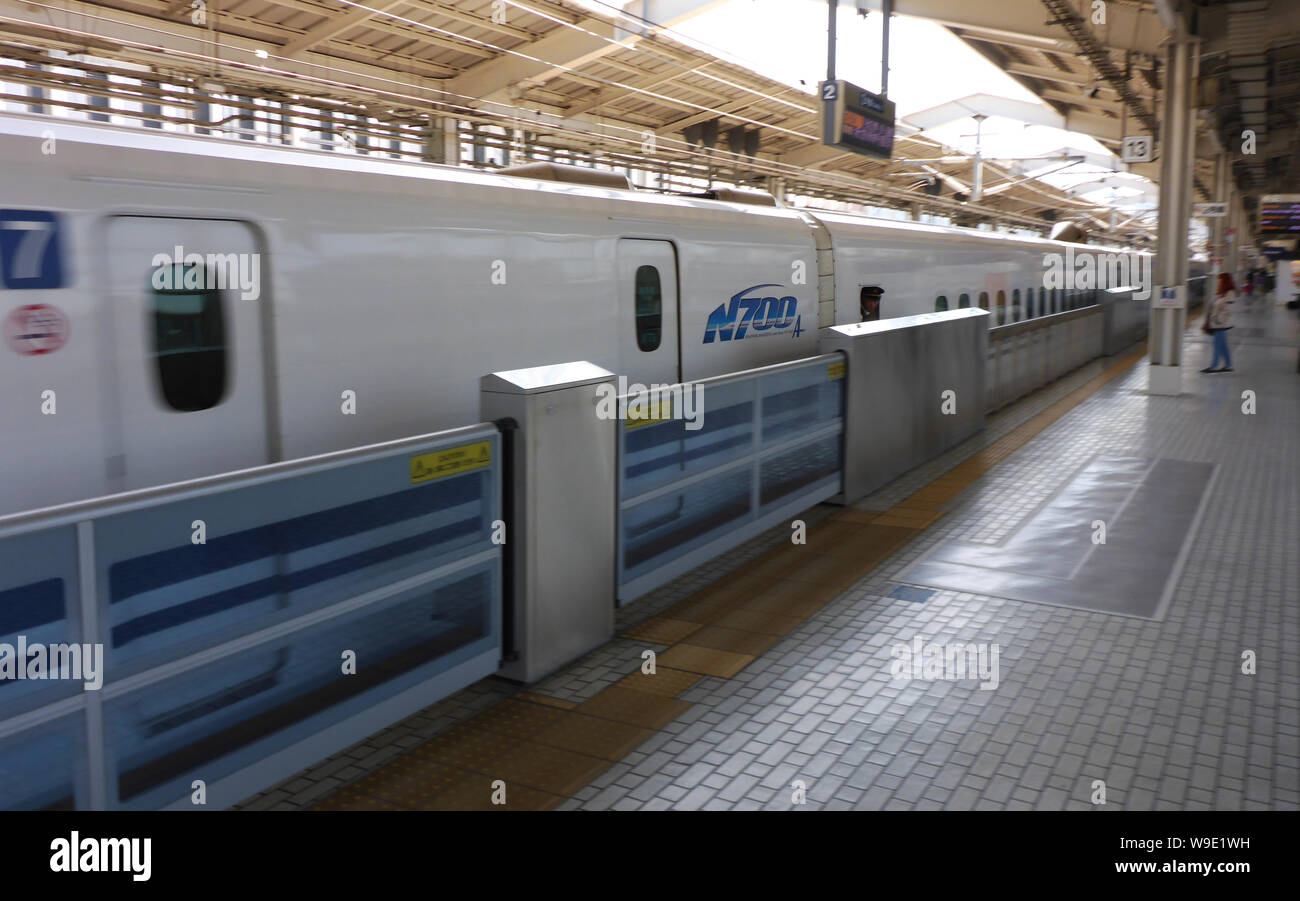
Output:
27,63,46,115
319,110,334,151
354,115,369,155
239,96,255,140
194,88,210,136
1149,29,1199,395
421,117,459,164
142,79,161,128
471,123,485,165
1210,153,1229,288
87,70,110,122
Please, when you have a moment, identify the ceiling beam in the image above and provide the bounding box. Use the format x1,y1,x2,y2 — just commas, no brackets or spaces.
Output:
448,0,728,102
282,1,408,57
856,0,1167,55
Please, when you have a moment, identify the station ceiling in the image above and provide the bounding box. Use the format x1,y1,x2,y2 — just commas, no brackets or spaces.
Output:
2,0,1297,239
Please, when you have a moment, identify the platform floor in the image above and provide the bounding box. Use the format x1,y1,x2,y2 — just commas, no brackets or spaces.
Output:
239,298,1299,811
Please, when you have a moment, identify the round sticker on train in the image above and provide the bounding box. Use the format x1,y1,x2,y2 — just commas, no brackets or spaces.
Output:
4,304,70,355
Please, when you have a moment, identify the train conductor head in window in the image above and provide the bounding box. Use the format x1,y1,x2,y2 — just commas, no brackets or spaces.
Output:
860,285,884,322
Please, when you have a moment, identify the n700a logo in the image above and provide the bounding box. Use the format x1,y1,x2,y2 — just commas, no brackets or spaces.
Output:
704,284,803,343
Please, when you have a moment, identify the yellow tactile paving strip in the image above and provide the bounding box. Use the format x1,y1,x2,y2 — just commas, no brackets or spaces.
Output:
315,332,1175,810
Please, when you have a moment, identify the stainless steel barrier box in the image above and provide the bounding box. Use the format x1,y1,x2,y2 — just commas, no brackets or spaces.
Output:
821,309,988,505
481,362,617,684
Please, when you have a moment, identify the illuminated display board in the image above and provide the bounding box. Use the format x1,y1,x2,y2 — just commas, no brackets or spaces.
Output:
820,80,896,161
1259,194,1300,233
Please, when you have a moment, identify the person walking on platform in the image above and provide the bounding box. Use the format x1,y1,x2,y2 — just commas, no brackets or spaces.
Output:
1202,273,1237,373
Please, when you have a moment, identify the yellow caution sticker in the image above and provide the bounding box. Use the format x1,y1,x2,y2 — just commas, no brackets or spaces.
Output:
410,441,492,484
625,398,673,430
828,361,846,380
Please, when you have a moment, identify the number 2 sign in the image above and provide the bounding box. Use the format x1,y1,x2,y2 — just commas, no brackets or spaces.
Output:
0,210,65,289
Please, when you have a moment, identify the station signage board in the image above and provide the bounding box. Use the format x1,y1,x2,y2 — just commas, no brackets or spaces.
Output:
1121,135,1154,164
820,80,895,161
1258,194,1300,234
1192,202,1227,218
1152,285,1183,310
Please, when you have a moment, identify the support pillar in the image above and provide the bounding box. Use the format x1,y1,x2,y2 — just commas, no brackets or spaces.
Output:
1149,28,1199,395
421,117,459,165
1209,153,1229,291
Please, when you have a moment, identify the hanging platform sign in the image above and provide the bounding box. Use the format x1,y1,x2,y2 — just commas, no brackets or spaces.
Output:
1259,195,1300,234
820,80,895,161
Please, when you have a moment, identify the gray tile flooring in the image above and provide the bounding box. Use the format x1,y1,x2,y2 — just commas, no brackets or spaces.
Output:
898,454,1217,619
243,299,1299,811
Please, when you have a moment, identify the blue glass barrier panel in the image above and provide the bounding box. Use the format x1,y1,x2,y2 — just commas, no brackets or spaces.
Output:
0,525,82,712
0,713,80,809
93,434,498,673
760,432,842,506
621,379,753,499
621,468,751,583
107,561,498,808
760,364,844,447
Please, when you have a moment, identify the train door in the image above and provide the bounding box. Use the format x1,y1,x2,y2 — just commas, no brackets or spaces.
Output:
103,216,271,491
617,239,680,384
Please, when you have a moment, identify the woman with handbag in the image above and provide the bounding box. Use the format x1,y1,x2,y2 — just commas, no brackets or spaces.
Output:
1201,273,1237,373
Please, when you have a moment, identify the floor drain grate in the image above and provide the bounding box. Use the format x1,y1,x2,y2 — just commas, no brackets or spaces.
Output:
888,585,936,603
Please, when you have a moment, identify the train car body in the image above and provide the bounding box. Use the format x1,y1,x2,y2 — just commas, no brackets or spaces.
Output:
0,113,1148,515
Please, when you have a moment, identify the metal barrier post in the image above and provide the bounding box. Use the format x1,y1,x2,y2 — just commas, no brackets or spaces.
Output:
481,362,616,684
823,309,987,504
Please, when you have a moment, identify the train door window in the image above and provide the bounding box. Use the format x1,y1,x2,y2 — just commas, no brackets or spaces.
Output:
634,264,662,351
958,293,970,308
978,291,989,310
935,295,949,312
151,264,227,411
996,290,1007,324
860,286,883,321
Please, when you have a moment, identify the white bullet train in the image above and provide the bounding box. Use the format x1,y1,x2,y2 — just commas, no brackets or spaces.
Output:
0,112,1146,516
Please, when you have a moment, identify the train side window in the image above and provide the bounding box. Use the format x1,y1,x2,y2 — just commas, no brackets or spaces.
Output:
935,295,949,312
151,264,227,412
1054,288,1062,312
1039,287,1046,314
860,286,883,321
978,291,989,310
958,293,970,308
1011,288,1021,321
634,264,662,351
996,290,1007,324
